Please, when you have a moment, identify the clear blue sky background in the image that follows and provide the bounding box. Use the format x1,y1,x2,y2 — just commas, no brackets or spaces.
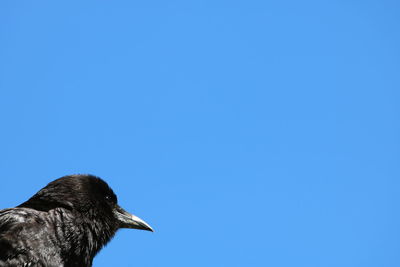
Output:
0,1,399,266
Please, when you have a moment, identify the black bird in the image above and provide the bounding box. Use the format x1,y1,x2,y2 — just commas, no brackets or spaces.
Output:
0,174,153,267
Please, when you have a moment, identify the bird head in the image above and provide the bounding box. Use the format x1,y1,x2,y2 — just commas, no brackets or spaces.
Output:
19,174,154,232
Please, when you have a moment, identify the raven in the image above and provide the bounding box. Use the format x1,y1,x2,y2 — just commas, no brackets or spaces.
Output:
0,174,153,267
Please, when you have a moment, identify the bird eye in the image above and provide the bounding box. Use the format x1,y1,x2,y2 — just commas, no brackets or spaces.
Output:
105,194,117,203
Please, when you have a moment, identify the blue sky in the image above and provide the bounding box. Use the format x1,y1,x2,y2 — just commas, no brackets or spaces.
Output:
1,1,399,266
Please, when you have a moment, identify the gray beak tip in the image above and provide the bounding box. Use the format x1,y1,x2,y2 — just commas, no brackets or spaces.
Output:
115,206,154,232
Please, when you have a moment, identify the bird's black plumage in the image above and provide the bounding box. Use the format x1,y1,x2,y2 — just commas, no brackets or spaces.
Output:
0,174,153,267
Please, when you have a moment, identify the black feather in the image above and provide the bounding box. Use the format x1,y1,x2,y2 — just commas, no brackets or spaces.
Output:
0,174,152,267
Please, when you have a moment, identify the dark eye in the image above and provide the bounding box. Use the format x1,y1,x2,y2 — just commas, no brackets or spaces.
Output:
105,195,117,203
104,193,117,203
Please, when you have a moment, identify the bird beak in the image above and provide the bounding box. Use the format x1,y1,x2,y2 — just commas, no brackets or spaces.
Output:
114,205,154,232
